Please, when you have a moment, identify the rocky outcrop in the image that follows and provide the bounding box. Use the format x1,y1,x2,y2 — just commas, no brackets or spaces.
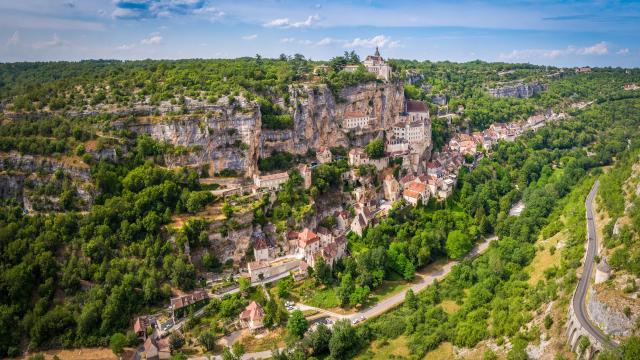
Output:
0,152,91,181
0,174,24,200
127,82,406,176
129,101,261,177
488,82,546,98
261,82,405,156
588,287,637,337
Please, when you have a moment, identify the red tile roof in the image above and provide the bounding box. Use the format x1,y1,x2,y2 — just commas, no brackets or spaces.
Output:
406,181,427,194
344,110,368,118
240,301,264,323
298,228,318,247
133,316,148,333
253,235,269,250
406,100,428,113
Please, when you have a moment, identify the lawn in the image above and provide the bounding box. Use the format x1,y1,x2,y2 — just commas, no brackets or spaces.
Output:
306,286,340,308
423,342,454,360
239,328,286,353
355,335,411,360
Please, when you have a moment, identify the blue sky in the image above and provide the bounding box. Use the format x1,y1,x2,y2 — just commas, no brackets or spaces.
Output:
0,0,639,67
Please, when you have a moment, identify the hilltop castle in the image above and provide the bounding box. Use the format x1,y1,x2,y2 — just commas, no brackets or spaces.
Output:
344,47,392,81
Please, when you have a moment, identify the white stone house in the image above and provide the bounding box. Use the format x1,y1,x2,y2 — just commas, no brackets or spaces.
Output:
253,172,289,190
343,111,371,130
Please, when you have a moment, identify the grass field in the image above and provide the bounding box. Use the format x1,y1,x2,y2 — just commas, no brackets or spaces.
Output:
423,342,454,360
440,299,461,314
355,336,411,360
239,328,286,353
526,229,566,285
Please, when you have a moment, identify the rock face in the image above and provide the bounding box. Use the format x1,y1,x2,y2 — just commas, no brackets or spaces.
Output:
0,152,91,181
0,174,24,200
129,101,261,177
262,82,405,156
488,82,546,98
587,288,637,336
130,82,407,176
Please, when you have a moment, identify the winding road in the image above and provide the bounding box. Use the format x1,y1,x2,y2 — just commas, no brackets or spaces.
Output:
572,180,616,348
189,235,498,359
334,235,496,321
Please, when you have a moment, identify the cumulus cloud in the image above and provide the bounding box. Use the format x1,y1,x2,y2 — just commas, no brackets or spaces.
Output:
499,41,610,60
6,31,20,47
141,33,162,45
617,48,629,55
576,41,608,55
264,14,319,28
241,34,257,40
280,37,295,43
193,6,225,21
317,37,339,46
344,35,399,49
112,0,212,20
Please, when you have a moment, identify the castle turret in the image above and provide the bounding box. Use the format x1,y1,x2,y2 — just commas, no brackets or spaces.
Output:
595,257,611,284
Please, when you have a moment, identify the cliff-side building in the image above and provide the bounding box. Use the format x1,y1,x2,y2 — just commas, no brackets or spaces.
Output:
343,47,392,81
362,47,392,81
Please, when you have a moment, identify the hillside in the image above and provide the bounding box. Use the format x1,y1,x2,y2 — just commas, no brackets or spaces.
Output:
0,57,639,360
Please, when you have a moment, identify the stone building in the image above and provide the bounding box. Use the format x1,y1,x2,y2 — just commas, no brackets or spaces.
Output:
253,171,289,190
362,47,392,81
239,301,265,332
342,47,392,81
343,111,372,130
383,174,400,202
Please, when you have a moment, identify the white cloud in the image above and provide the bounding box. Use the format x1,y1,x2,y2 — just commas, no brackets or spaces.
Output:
116,43,136,50
576,41,608,55
344,35,399,49
241,34,257,40
298,39,313,45
617,48,629,55
193,6,225,21
33,33,68,49
141,34,162,45
264,14,319,28
317,37,338,46
280,37,295,43
500,42,610,60
6,31,19,47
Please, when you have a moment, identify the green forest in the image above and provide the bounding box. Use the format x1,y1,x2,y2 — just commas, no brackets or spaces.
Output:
0,57,640,359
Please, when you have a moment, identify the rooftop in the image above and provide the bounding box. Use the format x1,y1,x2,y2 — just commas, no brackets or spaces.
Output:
406,100,428,113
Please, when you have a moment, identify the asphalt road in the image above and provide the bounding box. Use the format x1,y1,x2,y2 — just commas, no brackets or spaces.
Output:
188,235,498,360
295,235,497,322
572,180,617,348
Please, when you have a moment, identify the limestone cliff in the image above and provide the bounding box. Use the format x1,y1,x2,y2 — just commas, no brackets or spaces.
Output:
127,82,406,176
262,81,405,156
488,82,546,98
588,284,639,338
128,100,261,177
